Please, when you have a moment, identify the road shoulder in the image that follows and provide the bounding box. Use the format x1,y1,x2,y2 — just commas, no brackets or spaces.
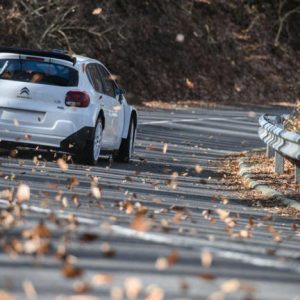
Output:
219,151,300,218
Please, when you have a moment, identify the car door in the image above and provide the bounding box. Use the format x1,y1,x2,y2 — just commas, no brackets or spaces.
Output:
86,63,114,148
96,64,124,148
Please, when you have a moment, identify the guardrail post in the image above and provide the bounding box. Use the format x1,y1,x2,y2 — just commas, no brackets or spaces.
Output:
275,151,284,174
295,165,300,183
266,144,275,158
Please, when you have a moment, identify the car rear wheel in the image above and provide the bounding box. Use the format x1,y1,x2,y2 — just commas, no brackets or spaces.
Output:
79,118,103,165
113,118,135,163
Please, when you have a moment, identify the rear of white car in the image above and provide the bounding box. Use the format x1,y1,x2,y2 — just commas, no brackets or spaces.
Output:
0,47,137,164
0,50,86,148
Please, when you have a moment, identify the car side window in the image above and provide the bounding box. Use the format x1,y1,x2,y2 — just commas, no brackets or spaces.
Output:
86,64,104,93
97,65,116,98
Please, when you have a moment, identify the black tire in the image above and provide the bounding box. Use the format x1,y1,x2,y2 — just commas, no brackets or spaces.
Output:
113,118,135,163
0,142,17,157
78,118,103,165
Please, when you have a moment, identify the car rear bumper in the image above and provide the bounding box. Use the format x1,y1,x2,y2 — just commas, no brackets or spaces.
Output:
0,121,93,153
0,120,76,147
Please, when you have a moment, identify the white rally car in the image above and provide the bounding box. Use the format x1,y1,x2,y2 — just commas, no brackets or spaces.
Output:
0,47,137,165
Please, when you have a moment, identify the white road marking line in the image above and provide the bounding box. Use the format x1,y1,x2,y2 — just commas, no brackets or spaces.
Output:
140,116,247,125
1,198,299,274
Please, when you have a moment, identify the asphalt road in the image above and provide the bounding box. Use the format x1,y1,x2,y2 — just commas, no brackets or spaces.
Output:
0,106,299,300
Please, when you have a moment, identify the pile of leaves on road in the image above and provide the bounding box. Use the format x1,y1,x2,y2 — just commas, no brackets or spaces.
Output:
0,0,299,105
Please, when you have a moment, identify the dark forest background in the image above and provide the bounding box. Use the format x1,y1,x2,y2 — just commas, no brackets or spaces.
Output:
0,0,299,104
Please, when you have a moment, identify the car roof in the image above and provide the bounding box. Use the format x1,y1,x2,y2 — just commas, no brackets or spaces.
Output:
0,47,105,67
0,47,108,74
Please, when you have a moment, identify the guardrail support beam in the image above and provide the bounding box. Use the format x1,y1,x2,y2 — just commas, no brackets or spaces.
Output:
275,151,284,174
266,145,275,158
295,166,300,183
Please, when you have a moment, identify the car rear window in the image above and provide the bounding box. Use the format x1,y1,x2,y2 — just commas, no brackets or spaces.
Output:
0,59,78,86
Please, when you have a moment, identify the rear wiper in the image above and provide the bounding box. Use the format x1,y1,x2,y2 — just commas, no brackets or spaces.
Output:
0,60,8,75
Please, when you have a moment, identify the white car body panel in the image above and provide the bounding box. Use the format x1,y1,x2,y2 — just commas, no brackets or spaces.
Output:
0,50,137,156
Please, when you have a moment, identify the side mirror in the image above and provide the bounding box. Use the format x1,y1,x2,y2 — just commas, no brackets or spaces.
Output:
116,88,125,95
116,88,125,103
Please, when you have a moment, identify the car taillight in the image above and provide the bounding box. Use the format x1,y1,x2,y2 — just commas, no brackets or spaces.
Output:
65,91,90,107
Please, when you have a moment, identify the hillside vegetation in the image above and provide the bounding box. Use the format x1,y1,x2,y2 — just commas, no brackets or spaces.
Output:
0,0,299,104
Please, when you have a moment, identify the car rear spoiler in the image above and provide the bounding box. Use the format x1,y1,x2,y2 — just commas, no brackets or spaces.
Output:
0,46,77,65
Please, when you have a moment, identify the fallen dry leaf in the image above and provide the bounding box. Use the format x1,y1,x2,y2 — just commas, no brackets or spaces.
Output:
162,143,168,154
198,273,216,281
145,285,164,300
101,242,116,257
91,186,101,199
180,280,189,292
92,7,102,15
0,189,13,202
167,250,178,266
220,278,256,294
33,156,39,165
146,144,156,151
31,222,51,239
186,78,194,89
247,111,257,118
208,291,225,300
201,250,213,268
130,213,151,232
72,195,80,207
57,158,68,171
155,251,178,270
155,257,169,270
79,233,98,243
73,281,90,293
23,239,50,255
13,118,19,127
195,164,203,174
220,279,241,293
60,296,98,300
220,196,229,205
22,280,37,298
110,286,123,300
16,183,30,203
124,277,143,300
215,209,230,221
239,229,251,238
0,290,15,300
91,273,113,286
62,263,83,278
62,197,68,208
55,244,67,261
266,225,282,243
68,177,79,190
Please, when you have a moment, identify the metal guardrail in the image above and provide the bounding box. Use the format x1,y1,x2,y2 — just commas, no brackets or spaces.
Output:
258,114,300,182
